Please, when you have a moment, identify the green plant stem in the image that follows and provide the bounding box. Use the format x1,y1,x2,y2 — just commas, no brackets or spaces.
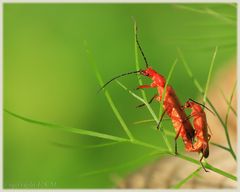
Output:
225,81,237,126
133,18,147,102
86,45,134,141
220,89,237,116
133,118,170,125
4,109,237,181
206,98,236,161
134,119,176,137
174,4,235,25
176,153,236,181
4,109,128,143
203,46,218,105
171,167,202,189
132,19,173,154
81,141,125,149
205,163,237,181
131,139,168,152
177,48,236,161
210,142,230,152
116,81,173,153
117,81,158,122
76,150,164,178
101,89,134,141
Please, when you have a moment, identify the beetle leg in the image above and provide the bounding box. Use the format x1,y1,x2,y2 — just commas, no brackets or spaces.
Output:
200,153,209,172
157,108,167,130
174,125,183,155
136,94,158,108
136,84,151,90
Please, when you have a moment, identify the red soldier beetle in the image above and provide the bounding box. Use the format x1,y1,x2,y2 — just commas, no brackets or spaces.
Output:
183,98,214,172
98,23,195,154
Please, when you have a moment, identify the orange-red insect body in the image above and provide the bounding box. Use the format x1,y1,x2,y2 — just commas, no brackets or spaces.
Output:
183,100,211,172
138,67,195,153
183,100,210,157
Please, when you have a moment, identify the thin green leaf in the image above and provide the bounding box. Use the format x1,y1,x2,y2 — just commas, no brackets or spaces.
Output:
5,109,236,181
203,46,218,105
49,141,124,150
205,7,236,23
133,119,175,137
133,18,148,102
171,167,202,189
206,98,236,161
177,48,204,93
134,119,175,137
132,20,174,153
116,81,173,152
176,153,237,181
225,81,237,125
174,5,235,25
220,89,237,116
133,118,170,125
117,81,158,122
76,150,165,178
205,163,237,181
210,142,230,152
4,109,128,143
82,141,125,149
85,44,134,141
131,139,169,153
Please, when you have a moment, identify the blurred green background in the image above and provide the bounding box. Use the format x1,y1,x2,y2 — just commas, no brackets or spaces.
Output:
3,3,236,188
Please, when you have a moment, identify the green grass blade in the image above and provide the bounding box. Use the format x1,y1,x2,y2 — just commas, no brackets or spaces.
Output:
135,141,237,181
176,153,237,181
225,81,237,125
159,58,177,126
210,142,230,152
174,5,235,25
133,118,156,124
220,89,237,116
81,141,125,149
50,141,124,150
116,81,173,152
133,119,175,137
206,98,236,161
76,150,165,178
117,81,159,122
177,48,236,161
171,167,202,189
203,46,218,105
85,45,134,141
133,118,170,125
205,163,237,181
132,20,175,153
133,138,237,181
131,139,169,152
5,109,236,181
133,18,147,101
177,48,204,93
205,7,236,23
4,109,128,143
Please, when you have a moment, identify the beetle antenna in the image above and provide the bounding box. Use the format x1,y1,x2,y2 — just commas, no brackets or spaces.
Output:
98,70,141,93
133,18,149,68
189,98,215,115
